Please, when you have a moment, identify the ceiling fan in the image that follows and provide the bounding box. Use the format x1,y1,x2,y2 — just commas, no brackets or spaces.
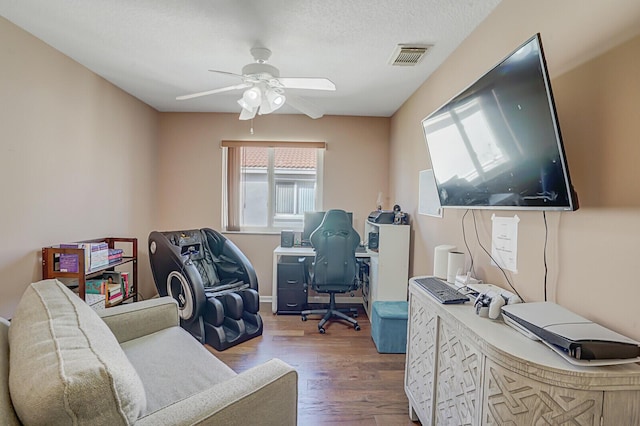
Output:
176,47,336,120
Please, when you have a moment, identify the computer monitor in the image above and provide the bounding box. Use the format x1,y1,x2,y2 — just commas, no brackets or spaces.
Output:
302,211,353,245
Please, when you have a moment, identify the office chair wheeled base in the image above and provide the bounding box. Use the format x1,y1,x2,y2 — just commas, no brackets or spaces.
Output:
301,293,361,333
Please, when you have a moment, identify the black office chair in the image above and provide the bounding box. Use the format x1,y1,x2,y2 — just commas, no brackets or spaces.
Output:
301,209,361,333
148,228,263,350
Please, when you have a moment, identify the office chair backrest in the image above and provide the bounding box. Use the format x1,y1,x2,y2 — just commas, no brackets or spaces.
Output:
310,209,360,290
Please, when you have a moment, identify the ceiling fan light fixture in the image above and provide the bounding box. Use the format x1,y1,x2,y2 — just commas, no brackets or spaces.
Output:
266,88,286,110
239,106,257,120
241,86,262,108
237,97,252,111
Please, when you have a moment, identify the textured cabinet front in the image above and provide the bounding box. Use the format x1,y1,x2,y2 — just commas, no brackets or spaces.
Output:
405,292,438,424
482,359,603,425
406,279,640,426
277,263,307,313
436,321,482,425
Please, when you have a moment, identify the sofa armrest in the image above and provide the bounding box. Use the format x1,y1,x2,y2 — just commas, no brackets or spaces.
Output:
99,297,179,343
136,358,298,426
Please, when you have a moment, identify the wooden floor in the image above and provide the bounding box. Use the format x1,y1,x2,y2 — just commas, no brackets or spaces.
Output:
208,303,418,426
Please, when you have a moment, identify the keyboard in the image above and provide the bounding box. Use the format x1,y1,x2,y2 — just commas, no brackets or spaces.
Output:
414,277,469,304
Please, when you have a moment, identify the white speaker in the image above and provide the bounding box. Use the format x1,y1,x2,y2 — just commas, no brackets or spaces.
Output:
447,251,465,284
433,245,456,279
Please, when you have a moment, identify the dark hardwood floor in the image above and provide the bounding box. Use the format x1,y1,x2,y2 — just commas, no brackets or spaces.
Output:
208,303,418,426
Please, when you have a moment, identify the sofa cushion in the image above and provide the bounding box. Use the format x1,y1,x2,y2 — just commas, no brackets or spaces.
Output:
8,279,146,425
120,326,237,415
1,318,20,425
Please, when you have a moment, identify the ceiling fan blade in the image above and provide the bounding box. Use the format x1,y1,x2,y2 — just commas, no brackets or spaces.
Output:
208,69,245,79
285,94,324,119
176,83,251,101
278,77,336,91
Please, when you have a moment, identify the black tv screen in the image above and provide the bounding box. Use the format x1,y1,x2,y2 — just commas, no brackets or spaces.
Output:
422,34,578,211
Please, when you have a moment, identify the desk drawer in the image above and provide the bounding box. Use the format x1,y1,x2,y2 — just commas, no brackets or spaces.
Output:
277,262,308,314
278,288,307,313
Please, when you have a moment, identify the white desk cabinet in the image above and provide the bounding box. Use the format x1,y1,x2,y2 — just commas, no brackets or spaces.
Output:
405,277,640,425
363,221,410,318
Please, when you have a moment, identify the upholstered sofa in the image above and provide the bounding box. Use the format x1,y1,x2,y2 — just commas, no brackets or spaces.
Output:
0,279,298,425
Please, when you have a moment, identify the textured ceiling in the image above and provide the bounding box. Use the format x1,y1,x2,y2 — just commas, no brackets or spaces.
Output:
0,0,502,117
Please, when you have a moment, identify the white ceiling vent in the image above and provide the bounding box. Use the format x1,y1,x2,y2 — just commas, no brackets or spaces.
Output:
388,44,432,66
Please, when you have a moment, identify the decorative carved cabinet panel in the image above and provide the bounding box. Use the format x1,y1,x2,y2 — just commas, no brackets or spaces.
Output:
404,277,640,426
436,320,482,425
483,359,602,425
405,294,437,424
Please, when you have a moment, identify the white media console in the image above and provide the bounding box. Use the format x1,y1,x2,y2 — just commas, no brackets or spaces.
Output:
405,277,640,425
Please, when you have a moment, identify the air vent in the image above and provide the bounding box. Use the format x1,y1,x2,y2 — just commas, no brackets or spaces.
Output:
388,44,432,66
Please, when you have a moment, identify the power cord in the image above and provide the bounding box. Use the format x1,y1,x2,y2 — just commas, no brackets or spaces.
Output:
462,210,476,278
471,211,524,302
543,211,548,302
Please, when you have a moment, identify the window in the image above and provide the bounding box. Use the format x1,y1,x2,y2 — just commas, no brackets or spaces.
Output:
222,141,325,232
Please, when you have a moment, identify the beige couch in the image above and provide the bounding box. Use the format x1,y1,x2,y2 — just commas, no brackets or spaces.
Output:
0,279,297,425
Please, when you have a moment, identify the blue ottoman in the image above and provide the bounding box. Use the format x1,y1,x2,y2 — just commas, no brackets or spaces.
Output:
371,301,408,354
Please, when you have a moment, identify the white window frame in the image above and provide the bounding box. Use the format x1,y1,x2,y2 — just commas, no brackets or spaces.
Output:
221,142,324,233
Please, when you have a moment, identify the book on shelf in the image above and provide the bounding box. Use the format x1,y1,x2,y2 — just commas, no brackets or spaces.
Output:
108,248,123,264
102,271,123,293
85,279,104,294
121,272,130,297
90,242,109,270
59,253,79,273
59,242,109,272
107,283,123,304
59,243,88,272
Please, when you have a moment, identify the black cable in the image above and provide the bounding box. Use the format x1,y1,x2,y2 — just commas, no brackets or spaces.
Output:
471,211,524,302
462,210,476,277
543,211,548,302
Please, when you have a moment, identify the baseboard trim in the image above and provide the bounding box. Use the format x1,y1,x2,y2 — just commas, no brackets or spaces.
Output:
260,295,363,305
259,296,273,304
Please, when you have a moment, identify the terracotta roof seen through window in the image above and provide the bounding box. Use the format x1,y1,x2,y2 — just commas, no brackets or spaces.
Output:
242,147,316,169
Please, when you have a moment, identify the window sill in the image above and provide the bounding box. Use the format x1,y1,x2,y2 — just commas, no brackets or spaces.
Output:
221,230,287,236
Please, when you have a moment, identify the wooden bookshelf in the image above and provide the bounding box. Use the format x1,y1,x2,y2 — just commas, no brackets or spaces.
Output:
42,237,138,308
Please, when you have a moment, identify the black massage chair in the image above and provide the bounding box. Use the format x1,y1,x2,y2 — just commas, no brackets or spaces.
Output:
148,228,263,351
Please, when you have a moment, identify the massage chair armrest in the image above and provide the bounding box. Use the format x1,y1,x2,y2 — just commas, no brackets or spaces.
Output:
99,297,180,343
135,358,298,426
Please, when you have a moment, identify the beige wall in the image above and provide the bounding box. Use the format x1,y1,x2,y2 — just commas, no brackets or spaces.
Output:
390,0,640,340
156,113,390,296
554,35,640,208
0,17,158,318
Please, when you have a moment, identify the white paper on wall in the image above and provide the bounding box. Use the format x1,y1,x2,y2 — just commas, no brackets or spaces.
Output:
490,214,519,273
418,169,442,218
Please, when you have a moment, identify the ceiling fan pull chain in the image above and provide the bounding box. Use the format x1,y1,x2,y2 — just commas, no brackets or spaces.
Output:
250,118,254,135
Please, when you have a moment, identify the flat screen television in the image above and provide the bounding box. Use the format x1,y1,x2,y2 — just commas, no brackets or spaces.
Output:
422,33,578,211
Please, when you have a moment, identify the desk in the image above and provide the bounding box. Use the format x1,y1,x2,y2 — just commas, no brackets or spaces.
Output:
405,277,640,425
271,245,372,314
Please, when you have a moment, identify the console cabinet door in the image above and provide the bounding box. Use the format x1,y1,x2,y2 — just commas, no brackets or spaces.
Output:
435,320,483,425
405,291,438,425
482,359,603,425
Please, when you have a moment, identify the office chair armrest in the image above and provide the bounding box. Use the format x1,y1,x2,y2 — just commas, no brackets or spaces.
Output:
99,297,179,343
135,358,298,426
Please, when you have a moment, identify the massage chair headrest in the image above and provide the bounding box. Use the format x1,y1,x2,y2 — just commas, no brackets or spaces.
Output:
164,230,206,261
